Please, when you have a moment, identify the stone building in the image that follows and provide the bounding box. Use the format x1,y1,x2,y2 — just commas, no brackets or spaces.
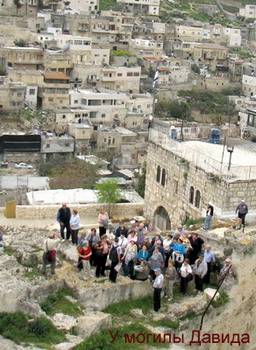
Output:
144,122,256,230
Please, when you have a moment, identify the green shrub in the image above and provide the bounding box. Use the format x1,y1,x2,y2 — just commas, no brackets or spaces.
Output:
40,287,83,317
212,291,229,308
27,319,49,336
0,312,65,347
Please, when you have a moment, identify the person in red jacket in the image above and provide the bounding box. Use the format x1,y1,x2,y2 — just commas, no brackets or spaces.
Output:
78,241,92,280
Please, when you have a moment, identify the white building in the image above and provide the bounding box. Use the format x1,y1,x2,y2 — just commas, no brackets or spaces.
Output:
242,74,256,97
116,0,160,15
69,88,127,125
239,4,256,19
25,85,38,109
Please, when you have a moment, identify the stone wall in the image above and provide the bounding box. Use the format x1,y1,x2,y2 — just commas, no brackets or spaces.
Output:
144,142,256,229
15,202,144,220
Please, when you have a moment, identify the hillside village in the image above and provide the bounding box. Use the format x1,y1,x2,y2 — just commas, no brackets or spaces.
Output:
1,0,256,349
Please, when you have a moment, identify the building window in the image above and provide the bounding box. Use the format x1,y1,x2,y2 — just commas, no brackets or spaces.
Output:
156,165,161,183
117,73,122,76
248,114,255,127
127,72,133,76
102,113,106,118
74,100,78,104
195,190,201,208
161,168,166,186
62,115,66,119
65,143,70,147
112,137,115,144
29,88,36,95
189,186,194,204
46,144,50,148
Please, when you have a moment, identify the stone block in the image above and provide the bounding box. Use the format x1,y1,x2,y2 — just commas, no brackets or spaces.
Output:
52,313,77,331
204,288,220,301
77,312,112,339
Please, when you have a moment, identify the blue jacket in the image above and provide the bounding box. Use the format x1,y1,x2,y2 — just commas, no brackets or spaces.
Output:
137,249,149,261
173,243,186,255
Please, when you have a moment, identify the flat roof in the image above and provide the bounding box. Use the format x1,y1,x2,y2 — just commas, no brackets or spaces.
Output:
43,72,70,80
149,129,256,181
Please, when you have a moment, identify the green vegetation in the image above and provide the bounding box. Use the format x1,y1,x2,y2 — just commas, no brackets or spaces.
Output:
103,295,153,316
184,217,205,227
178,88,236,116
4,246,15,256
212,291,229,308
151,319,180,329
37,157,99,189
134,162,146,198
180,311,197,321
222,4,239,14
99,0,123,11
191,63,200,74
0,312,65,349
207,172,222,183
14,38,28,47
74,323,168,350
23,269,41,278
231,49,255,59
155,100,191,120
95,179,121,216
41,287,83,317
221,87,242,96
111,50,135,57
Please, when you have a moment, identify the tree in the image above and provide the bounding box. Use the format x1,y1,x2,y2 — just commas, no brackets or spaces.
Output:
95,180,121,216
14,39,28,47
191,63,200,74
37,157,99,189
13,0,22,14
135,162,146,198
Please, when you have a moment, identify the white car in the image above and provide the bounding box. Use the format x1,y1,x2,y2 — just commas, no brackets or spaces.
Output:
15,162,33,169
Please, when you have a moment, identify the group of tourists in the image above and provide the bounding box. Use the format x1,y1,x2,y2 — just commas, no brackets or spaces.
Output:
41,204,238,313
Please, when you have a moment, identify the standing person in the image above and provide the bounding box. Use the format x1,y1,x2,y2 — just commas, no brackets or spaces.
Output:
118,232,128,258
78,241,92,280
42,233,61,276
235,200,248,229
136,223,147,239
203,202,214,230
0,230,4,254
109,238,122,283
98,209,109,237
122,240,137,277
172,238,186,270
165,260,177,300
152,268,164,312
87,228,100,266
78,231,87,248
70,209,80,245
188,232,204,265
203,245,215,285
193,254,208,292
180,259,193,295
163,234,173,268
174,225,187,239
149,247,164,281
57,203,71,241
115,222,128,238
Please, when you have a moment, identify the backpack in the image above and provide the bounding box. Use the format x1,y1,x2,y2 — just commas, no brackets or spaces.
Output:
109,246,118,263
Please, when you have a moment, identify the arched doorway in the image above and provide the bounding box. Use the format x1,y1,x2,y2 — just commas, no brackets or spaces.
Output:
153,206,171,231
